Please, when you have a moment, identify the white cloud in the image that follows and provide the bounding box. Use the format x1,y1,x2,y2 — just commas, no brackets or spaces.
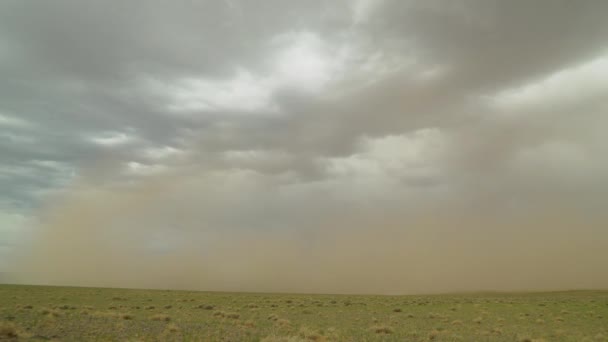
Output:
28,159,74,173
223,149,292,168
154,31,350,114
164,69,278,113
125,162,168,176
488,53,608,113
142,146,184,160
273,31,339,92
322,128,446,183
0,113,32,128
89,131,136,147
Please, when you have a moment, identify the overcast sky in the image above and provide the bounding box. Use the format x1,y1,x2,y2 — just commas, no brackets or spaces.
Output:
1,0,608,293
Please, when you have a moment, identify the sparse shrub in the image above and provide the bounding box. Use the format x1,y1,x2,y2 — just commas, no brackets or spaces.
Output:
40,308,61,317
145,306,155,310
0,322,18,339
473,317,483,324
242,320,255,328
393,308,402,312
492,327,503,335
226,312,240,319
371,325,393,334
298,326,323,341
268,314,279,321
260,336,306,342
213,311,226,318
151,314,171,322
164,305,172,309
120,313,134,320
428,330,440,340
165,323,180,333
451,320,462,325
276,319,291,327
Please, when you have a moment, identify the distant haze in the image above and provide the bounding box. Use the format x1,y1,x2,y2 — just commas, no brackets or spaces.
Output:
2,0,608,294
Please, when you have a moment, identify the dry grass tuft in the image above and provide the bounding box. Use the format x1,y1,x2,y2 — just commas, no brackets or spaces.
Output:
298,327,325,341
226,312,240,319
165,323,180,333
40,308,61,317
371,325,393,334
260,336,307,342
519,337,548,342
276,319,291,327
491,327,503,335
151,314,171,322
242,320,256,328
120,313,134,320
0,322,19,339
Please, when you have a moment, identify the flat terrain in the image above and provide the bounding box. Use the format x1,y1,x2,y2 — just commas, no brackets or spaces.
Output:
0,285,607,341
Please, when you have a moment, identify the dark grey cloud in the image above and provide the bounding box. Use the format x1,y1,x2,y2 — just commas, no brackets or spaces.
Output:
1,0,608,292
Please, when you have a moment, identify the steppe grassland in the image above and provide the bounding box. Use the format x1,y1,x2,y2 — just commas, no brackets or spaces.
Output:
1,285,607,341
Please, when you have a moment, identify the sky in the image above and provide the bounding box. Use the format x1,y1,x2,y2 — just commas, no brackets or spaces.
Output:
1,0,608,294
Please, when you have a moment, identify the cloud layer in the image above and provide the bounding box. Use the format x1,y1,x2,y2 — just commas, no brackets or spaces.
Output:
2,0,608,293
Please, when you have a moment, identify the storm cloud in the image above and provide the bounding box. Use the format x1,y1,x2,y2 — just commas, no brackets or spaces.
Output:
1,0,608,293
